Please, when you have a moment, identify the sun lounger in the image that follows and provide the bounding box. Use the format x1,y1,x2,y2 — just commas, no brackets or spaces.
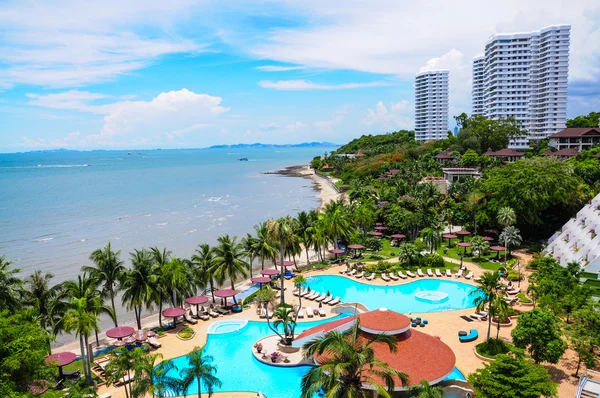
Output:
258,308,266,318
306,307,314,318
435,269,442,277
446,269,452,277
389,272,399,281
208,308,220,317
506,288,520,295
297,308,305,319
473,276,481,281
469,313,487,321
98,393,112,398
455,269,463,278
347,269,357,276
198,313,210,321
504,297,517,305
322,296,333,304
406,271,416,278
417,269,425,277
366,273,375,280
397,271,407,279
355,271,365,278
266,310,274,318
293,289,302,296
315,293,327,302
216,308,230,315
381,273,391,281
148,337,162,348
464,271,473,279
318,308,326,317
427,269,434,277
328,297,340,305
306,291,319,300
339,266,348,274
117,374,132,386
185,312,198,324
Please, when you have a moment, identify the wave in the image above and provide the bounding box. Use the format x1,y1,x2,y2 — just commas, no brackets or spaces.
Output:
207,197,221,202
2,164,91,169
34,237,54,242
156,222,168,226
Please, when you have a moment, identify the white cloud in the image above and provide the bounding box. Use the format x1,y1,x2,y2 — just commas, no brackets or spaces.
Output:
255,65,307,72
26,90,108,113
258,80,389,90
363,100,413,130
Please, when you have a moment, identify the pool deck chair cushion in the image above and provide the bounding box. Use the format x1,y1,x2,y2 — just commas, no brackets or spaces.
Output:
459,329,479,342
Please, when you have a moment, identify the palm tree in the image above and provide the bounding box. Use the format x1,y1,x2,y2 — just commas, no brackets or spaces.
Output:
497,206,516,228
131,352,180,398
150,247,172,328
499,225,522,259
470,236,490,260
409,379,444,398
300,319,409,398
321,205,352,249
466,190,485,235
84,242,126,327
353,201,376,236
0,256,25,312
397,243,421,266
241,234,258,278
293,275,308,324
211,235,248,290
153,360,182,398
254,222,277,270
180,347,222,398
104,346,145,398
421,228,442,253
192,244,216,303
121,249,157,329
162,257,193,307
273,306,297,345
491,296,510,339
63,297,99,385
294,211,314,266
266,217,296,305
470,272,503,343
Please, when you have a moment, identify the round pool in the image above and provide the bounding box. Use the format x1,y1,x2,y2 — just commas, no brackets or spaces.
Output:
207,320,248,334
415,290,449,303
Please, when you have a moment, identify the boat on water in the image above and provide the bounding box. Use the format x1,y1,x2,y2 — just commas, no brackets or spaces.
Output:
238,157,249,161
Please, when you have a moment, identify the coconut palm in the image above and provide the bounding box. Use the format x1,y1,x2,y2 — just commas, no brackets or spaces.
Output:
192,243,216,302
121,249,157,329
397,243,421,266
467,190,485,235
420,228,442,254
491,296,510,339
211,235,248,291
499,225,522,258
162,257,194,307
84,242,126,327
470,272,503,343
63,297,99,385
272,306,297,345
152,360,182,398
241,234,258,278
266,217,296,305
293,275,308,324
180,347,222,398
497,206,516,228
150,247,172,328
254,222,277,270
294,211,315,266
24,270,64,333
353,201,376,235
0,256,25,312
470,236,490,260
409,379,444,398
321,205,352,249
104,346,146,398
300,318,409,398
131,352,180,398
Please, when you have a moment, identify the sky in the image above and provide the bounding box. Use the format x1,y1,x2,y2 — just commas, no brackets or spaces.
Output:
1,0,599,152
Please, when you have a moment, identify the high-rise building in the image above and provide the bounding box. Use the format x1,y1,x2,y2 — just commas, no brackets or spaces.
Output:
472,24,570,148
415,70,449,142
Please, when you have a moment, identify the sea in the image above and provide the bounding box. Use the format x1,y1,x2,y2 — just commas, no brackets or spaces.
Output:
0,146,334,343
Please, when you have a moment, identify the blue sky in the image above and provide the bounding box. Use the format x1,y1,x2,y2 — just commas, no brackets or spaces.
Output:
1,0,599,152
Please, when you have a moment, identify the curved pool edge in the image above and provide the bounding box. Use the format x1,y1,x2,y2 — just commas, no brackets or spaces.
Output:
207,319,248,334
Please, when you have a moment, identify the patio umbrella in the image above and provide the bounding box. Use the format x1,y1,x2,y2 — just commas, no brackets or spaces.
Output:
375,222,384,226
390,234,406,240
214,289,238,307
485,229,498,235
124,336,136,345
45,352,77,379
455,231,471,242
276,260,294,269
347,244,364,257
457,241,472,256
490,245,506,260
185,295,209,318
133,329,149,342
483,236,494,242
374,226,388,231
162,307,186,328
329,248,345,260
442,233,457,247
369,231,383,237
251,276,272,287
106,326,135,339
260,269,280,277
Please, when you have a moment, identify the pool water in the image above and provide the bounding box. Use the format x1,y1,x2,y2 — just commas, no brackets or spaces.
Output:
208,320,247,334
305,275,480,312
165,315,467,397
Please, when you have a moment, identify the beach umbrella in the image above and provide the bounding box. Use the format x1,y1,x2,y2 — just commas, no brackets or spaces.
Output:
457,241,472,256
276,260,294,269
390,234,406,240
369,231,383,237
347,244,364,257
214,289,238,306
485,229,498,235
106,326,135,339
185,295,209,318
374,226,388,231
483,236,494,242
113,339,126,347
442,233,457,247
45,352,77,379
251,276,271,287
329,248,345,260
162,307,186,328
455,231,471,242
490,245,506,260
133,329,149,342
376,222,384,226
260,269,280,277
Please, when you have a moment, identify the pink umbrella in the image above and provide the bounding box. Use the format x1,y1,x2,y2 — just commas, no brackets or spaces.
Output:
369,231,383,237
124,336,136,344
485,229,498,235
113,339,126,347
376,222,384,226
490,245,506,260
185,295,209,317
390,234,406,240
347,244,364,257
260,269,280,276
214,289,237,298
106,326,135,339
483,236,494,242
457,241,472,256
276,260,294,268
374,226,388,231
455,231,471,241
329,249,344,254
251,276,271,285
162,307,187,328
46,352,77,379
442,233,457,247
134,330,148,342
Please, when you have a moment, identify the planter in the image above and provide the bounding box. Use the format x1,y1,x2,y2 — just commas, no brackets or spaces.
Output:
491,318,512,328
473,348,494,362
278,343,300,354
176,331,196,341
519,301,534,307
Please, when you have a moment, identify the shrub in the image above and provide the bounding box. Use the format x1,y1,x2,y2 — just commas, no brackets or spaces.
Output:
421,253,445,268
506,270,523,281
516,293,532,303
376,261,390,272
270,351,282,363
475,338,516,359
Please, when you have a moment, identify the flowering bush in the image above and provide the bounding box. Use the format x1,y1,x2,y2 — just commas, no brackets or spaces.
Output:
270,351,282,363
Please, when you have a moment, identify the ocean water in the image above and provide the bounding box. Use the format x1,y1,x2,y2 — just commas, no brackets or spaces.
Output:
0,147,332,339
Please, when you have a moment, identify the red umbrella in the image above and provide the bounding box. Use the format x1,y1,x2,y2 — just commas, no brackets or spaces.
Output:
185,296,209,318
162,307,187,328
369,231,383,237
442,233,457,247
457,241,472,256
376,222,384,226
113,339,126,347
390,234,406,240
483,236,494,242
490,245,506,260
134,329,151,341
251,276,271,285
124,336,136,344
374,226,388,231
455,231,471,241
485,229,498,235
329,249,344,254
214,289,237,298
106,326,135,339
276,260,294,268
46,352,77,379
347,244,364,249
260,269,280,276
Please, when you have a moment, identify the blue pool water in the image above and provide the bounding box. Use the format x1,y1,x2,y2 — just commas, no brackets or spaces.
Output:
305,275,480,313
444,367,467,381
166,316,467,397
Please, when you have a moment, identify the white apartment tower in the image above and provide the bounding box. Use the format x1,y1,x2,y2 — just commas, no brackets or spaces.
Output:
415,70,449,142
472,24,570,148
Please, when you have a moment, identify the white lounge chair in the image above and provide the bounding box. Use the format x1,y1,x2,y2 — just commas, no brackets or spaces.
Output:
293,289,303,296
506,288,520,295
347,269,357,276
473,276,481,281
389,272,399,281
266,309,274,318
185,311,198,324
397,271,407,279
198,313,210,321
427,269,434,277
504,297,517,305
455,269,463,278
469,313,487,321
445,269,452,277
306,307,314,318
406,271,416,278
297,308,305,319
208,308,220,317
355,271,365,278
465,271,473,279
381,273,391,281
148,337,162,349
322,296,333,304
435,269,443,277
306,291,319,300
339,266,348,274
317,293,329,302
318,308,326,317
366,273,375,280
99,393,112,398
417,269,425,277
328,297,340,306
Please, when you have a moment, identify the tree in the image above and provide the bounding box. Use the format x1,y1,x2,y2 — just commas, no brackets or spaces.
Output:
471,272,503,342
499,226,522,256
104,347,146,398
210,235,248,291
162,257,193,307
321,202,353,249
409,379,443,398
470,235,490,260
568,305,600,377
254,222,277,270
300,319,409,398
420,228,441,254
457,115,524,154
491,296,510,339
150,246,171,328
0,309,54,395
497,206,516,228
0,256,25,312
468,353,557,398
192,244,216,303
241,234,257,278
272,306,297,345
121,249,157,330
511,308,566,364
460,149,480,167
84,242,126,327
293,275,308,325
131,352,180,398
180,347,222,398
152,360,182,398
397,243,421,266
24,270,64,341
63,297,99,385
466,190,485,235
266,217,295,305
566,112,599,128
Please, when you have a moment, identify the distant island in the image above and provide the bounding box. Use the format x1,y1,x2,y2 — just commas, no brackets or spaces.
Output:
209,142,339,149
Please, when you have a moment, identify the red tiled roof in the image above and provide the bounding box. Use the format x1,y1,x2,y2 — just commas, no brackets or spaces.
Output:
435,151,454,159
295,315,356,341
359,308,410,332
550,128,600,138
544,148,579,157
355,152,365,157
485,148,524,157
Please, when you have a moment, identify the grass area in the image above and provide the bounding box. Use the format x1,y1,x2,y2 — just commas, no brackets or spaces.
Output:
475,338,519,359
178,326,195,339
437,239,507,271
516,293,532,303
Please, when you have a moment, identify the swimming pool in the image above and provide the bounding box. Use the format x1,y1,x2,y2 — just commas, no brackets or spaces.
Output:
305,275,480,313
165,315,467,397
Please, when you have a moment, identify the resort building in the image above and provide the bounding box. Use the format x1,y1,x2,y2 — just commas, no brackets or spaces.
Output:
415,70,449,142
472,24,571,149
435,150,456,165
482,148,525,163
542,147,580,159
548,127,600,152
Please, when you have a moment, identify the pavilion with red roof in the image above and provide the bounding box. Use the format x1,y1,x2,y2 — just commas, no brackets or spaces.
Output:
292,308,456,391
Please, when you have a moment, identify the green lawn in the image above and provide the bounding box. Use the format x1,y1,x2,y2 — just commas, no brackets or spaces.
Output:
436,239,507,271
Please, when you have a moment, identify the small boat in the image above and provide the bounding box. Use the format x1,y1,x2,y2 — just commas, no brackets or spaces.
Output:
238,157,249,161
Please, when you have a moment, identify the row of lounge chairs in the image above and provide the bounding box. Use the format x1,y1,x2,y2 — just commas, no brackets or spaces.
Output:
294,288,341,306
341,266,474,280
296,306,326,318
